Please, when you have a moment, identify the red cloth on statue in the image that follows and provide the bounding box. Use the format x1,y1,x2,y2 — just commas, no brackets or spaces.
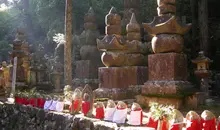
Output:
29,98,36,107
22,98,29,105
82,101,90,115
69,99,80,111
186,119,201,130
218,123,220,130
146,117,158,129
201,118,216,130
170,124,180,130
15,97,22,104
37,98,46,108
95,107,104,119
162,120,168,130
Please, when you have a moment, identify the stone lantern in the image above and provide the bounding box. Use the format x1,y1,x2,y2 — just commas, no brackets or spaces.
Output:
192,51,213,95
192,51,213,78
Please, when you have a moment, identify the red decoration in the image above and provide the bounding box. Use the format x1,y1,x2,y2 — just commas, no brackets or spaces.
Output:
95,107,104,119
22,98,29,105
185,119,201,130
170,124,180,130
146,117,158,129
162,119,168,130
82,101,90,115
15,97,23,104
218,123,220,130
201,118,216,130
37,98,46,108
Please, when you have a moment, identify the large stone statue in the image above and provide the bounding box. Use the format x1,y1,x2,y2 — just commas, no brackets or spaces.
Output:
1,61,10,88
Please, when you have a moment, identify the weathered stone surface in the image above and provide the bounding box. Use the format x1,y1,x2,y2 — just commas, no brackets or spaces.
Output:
80,45,100,61
105,25,121,35
157,4,176,16
98,67,147,89
75,60,99,79
127,33,141,41
148,53,188,80
105,7,121,25
136,95,183,109
157,0,176,6
143,16,192,36
101,52,145,67
0,102,140,130
152,34,184,53
142,80,192,95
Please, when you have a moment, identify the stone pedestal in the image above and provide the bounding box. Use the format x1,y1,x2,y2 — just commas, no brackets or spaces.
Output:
141,53,194,108
75,60,98,79
73,60,100,90
95,66,147,100
51,72,61,91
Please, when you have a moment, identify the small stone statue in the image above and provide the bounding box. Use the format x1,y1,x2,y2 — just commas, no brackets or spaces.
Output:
49,96,58,111
185,111,200,130
44,96,53,110
169,109,184,130
70,88,82,114
104,100,116,121
112,101,127,124
1,61,10,88
217,116,220,130
81,84,93,117
201,110,216,130
56,96,64,112
127,102,143,126
93,102,105,119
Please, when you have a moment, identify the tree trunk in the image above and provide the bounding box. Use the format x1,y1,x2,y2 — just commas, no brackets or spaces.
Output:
23,0,35,42
64,0,73,85
198,0,209,55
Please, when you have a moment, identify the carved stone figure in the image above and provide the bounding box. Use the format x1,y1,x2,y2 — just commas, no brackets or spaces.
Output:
112,101,127,124
127,102,143,125
104,100,116,121
70,88,82,114
81,84,93,117
93,102,105,119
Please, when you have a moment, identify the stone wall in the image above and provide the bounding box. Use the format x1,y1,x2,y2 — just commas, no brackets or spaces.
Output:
0,102,117,130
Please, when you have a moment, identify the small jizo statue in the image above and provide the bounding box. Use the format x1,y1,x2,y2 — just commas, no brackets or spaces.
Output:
201,110,216,130
217,116,220,130
49,96,58,111
56,96,64,112
112,101,127,124
81,84,93,117
185,111,201,130
104,100,116,121
127,102,143,126
44,96,53,110
93,102,105,119
169,109,184,130
70,88,82,114
63,85,73,106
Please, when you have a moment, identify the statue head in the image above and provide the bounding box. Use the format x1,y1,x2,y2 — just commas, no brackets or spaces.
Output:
106,100,116,108
83,93,90,101
186,111,200,121
201,110,215,120
2,61,7,67
117,101,127,109
131,102,141,111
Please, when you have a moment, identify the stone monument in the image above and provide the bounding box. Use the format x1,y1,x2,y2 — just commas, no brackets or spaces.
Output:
94,7,148,100
73,7,101,90
140,0,193,109
9,29,26,85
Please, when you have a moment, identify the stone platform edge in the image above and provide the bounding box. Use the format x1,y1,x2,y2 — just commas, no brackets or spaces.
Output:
0,102,148,130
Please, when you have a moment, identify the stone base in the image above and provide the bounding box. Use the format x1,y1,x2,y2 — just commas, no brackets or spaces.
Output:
148,53,187,80
72,78,99,90
136,95,183,109
75,60,100,79
142,80,194,95
98,66,147,89
94,85,143,100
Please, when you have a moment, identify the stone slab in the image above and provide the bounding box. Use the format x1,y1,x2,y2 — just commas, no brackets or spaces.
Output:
98,66,147,89
142,80,193,95
136,95,183,109
75,60,99,79
148,53,187,81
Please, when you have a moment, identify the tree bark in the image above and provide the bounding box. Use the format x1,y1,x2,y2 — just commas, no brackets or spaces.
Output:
64,0,73,85
198,0,209,55
23,0,35,42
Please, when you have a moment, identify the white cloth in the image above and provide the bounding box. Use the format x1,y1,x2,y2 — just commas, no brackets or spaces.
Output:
104,108,116,121
127,110,142,125
49,100,58,111
44,100,52,110
56,101,64,112
113,108,127,124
